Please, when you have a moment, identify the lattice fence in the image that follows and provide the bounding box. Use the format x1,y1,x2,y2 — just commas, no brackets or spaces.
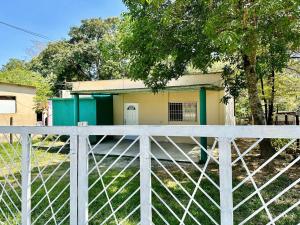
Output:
0,126,299,225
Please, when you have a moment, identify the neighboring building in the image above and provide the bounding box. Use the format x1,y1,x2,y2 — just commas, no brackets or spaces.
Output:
0,82,36,126
50,73,234,127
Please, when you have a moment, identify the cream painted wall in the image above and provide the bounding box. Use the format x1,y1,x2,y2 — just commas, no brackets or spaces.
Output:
114,92,169,125
0,84,36,126
113,89,226,126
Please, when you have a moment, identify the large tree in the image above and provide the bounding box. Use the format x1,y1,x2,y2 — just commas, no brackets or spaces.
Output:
121,0,214,91
30,17,127,92
122,0,300,157
205,0,299,157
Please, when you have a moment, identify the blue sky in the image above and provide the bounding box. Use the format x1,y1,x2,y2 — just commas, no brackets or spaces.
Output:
0,0,126,67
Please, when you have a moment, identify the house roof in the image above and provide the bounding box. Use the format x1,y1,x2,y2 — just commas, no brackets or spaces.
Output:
0,82,36,89
71,73,223,95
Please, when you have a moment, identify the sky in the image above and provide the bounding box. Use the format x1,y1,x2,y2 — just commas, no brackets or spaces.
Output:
0,0,127,67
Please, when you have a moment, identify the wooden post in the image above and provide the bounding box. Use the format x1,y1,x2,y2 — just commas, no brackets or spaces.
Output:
9,117,13,144
285,114,288,125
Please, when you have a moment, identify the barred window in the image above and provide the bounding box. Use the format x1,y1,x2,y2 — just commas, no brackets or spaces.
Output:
168,102,197,122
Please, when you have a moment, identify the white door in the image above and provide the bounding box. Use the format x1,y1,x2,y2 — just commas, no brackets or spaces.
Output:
124,103,139,125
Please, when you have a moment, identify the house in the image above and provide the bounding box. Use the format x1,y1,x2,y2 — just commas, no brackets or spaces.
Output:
50,73,234,127
50,73,234,162
0,82,36,126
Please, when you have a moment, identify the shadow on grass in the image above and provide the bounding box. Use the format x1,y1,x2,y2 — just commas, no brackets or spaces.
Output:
0,148,299,225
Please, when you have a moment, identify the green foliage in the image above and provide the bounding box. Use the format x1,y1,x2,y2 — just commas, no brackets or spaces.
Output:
236,66,300,124
1,58,28,71
235,90,252,123
0,59,52,111
123,0,299,129
99,21,129,79
30,18,127,92
205,0,300,99
121,0,214,91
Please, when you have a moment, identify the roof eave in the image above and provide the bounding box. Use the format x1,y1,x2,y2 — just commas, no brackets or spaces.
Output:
70,84,223,95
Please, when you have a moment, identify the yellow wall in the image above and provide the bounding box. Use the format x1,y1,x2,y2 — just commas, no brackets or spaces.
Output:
113,89,225,126
0,84,36,126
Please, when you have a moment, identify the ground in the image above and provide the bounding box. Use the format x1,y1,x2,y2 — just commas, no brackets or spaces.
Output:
92,138,201,162
0,137,299,225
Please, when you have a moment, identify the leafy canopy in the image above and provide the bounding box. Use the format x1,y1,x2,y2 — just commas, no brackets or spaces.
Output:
205,0,300,99
121,0,214,91
30,17,127,91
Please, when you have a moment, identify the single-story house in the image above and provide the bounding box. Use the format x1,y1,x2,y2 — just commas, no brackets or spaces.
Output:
0,82,36,126
51,73,234,127
50,73,234,162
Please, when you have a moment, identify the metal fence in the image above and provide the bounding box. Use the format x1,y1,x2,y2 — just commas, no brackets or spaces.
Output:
0,125,299,225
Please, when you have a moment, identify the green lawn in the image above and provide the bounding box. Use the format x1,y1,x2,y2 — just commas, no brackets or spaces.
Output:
0,141,299,225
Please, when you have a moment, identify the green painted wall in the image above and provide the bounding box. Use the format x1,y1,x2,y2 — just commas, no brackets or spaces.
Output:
79,99,97,125
51,96,113,126
52,98,75,126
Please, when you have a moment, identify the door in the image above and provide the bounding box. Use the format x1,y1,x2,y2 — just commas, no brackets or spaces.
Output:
124,103,139,125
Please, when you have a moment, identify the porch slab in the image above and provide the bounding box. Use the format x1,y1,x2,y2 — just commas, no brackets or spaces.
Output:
92,139,201,163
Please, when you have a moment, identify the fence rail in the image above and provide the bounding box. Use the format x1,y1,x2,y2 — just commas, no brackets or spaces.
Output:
0,125,299,225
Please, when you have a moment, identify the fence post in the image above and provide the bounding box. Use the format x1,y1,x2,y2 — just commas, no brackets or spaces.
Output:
78,133,89,225
219,137,233,225
9,117,13,144
70,134,78,225
21,133,31,225
140,135,152,225
296,115,299,151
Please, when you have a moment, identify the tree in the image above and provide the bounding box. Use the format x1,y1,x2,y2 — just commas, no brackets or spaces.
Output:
205,0,300,157
1,58,28,71
0,59,52,111
30,17,127,92
121,0,214,91
123,0,300,157
235,69,300,124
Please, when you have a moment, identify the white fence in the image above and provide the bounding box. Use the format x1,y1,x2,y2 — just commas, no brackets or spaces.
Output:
0,125,299,225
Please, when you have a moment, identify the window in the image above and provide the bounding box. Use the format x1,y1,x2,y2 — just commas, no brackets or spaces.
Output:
127,105,136,111
168,102,197,122
0,96,16,114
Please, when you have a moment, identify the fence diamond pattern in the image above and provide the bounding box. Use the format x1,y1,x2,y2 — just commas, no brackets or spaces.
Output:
0,125,299,225
0,133,22,224
29,134,71,225
150,136,220,225
232,138,300,225
87,135,141,224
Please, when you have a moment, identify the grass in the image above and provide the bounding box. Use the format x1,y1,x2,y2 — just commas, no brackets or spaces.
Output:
0,140,299,225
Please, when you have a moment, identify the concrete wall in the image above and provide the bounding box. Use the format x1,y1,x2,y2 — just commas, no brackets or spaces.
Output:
0,83,36,126
113,89,226,126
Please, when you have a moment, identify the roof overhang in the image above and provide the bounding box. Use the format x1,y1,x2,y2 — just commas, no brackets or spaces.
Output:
71,84,223,95
70,73,224,95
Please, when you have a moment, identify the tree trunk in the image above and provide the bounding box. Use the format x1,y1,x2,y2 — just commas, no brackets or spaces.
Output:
266,70,275,125
260,77,268,124
243,54,276,158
